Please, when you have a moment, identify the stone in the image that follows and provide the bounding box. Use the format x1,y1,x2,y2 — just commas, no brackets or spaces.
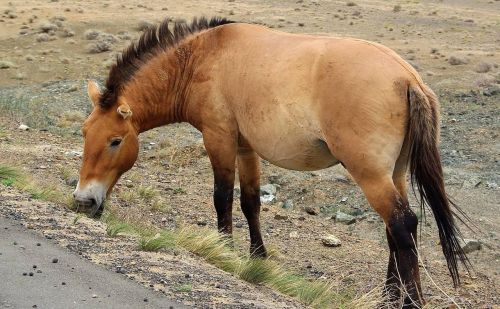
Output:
274,214,288,220
289,231,299,239
462,177,482,189
260,184,277,196
304,205,320,215
18,124,29,131
65,176,79,187
0,61,15,69
460,239,481,254
282,200,294,209
321,234,341,247
260,194,276,204
335,211,356,224
65,150,82,157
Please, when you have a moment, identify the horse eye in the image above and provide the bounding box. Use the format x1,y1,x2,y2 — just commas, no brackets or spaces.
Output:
110,139,122,147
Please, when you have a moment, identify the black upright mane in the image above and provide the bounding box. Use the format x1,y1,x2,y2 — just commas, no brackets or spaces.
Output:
99,16,234,109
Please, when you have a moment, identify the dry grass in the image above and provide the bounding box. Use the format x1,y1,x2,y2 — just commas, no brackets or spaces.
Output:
0,164,73,207
114,215,375,308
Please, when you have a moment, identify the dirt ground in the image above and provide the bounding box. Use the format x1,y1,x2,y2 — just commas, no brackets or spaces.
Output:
0,0,499,308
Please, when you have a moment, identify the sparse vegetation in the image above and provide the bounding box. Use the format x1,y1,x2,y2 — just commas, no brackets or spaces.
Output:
115,216,367,308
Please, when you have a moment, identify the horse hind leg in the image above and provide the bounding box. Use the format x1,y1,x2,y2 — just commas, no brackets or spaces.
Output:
349,169,423,308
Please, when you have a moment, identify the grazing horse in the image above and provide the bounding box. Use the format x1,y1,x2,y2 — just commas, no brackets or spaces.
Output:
73,17,470,307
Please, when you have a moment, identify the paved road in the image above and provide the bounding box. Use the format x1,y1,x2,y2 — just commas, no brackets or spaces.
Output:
0,216,185,309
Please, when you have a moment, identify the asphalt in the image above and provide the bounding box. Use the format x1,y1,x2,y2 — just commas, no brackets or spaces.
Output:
0,216,185,309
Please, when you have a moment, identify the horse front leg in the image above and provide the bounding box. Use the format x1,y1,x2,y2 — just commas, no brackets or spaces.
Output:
237,146,266,258
203,129,237,236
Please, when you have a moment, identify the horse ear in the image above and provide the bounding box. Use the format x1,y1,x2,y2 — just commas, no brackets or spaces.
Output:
117,103,133,120
87,80,101,107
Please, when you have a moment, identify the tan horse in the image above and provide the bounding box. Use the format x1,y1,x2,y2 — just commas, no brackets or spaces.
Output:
74,17,470,307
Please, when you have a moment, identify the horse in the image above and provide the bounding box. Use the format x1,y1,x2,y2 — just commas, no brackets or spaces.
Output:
73,17,470,307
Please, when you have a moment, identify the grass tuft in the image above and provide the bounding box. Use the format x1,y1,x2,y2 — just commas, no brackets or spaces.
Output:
0,165,22,186
106,221,135,237
139,232,176,251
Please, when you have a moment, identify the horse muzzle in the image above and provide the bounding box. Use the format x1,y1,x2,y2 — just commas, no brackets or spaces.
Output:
73,181,106,218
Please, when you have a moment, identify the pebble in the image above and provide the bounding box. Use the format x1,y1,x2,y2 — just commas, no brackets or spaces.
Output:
18,124,29,131
260,195,276,204
335,211,356,225
282,200,294,210
274,214,288,220
304,205,320,215
461,239,481,253
260,184,277,196
289,231,299,239
52,258,59,263
321,234,342,247
92,294,98,298
65,176,79,187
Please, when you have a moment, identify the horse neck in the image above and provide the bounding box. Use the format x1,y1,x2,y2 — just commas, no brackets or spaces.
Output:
123,46,198,133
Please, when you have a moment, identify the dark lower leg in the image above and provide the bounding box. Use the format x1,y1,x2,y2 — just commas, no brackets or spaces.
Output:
213,176,234,235
240,188,266,257
385,228,401,303
237,148,266,257
388,204,423,308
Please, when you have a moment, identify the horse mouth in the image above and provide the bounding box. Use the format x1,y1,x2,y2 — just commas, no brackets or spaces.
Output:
75,198,104,218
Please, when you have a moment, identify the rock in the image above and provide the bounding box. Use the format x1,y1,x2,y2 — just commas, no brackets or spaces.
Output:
448,56,468,65
65,176,79,187
196,220,207,226
346,1,357,6
485,182,498,189
460,239,481,254
65,150,82,157
340,197,348,203
274,214,288,220
52,258,59,263
18,124,30,131
0,61,15,69
282,200,294,210
289,231,299,239
335,211,356,224
268,174,281,184
65,85,78,92
321,234,341,247
260,184,277,196
261,194,276,204
462,177,482,189
333,174,350,183
304,205,320,215
393,5,401,12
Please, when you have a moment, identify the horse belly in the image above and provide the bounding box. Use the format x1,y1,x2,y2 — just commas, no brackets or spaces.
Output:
251,133,339,171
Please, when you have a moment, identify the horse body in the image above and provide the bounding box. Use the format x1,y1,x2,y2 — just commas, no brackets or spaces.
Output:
74,18,470,308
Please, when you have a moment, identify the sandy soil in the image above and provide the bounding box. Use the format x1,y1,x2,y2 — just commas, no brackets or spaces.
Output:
0,0,499,308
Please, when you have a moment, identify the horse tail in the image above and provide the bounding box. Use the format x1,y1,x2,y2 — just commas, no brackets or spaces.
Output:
407,82,471,286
